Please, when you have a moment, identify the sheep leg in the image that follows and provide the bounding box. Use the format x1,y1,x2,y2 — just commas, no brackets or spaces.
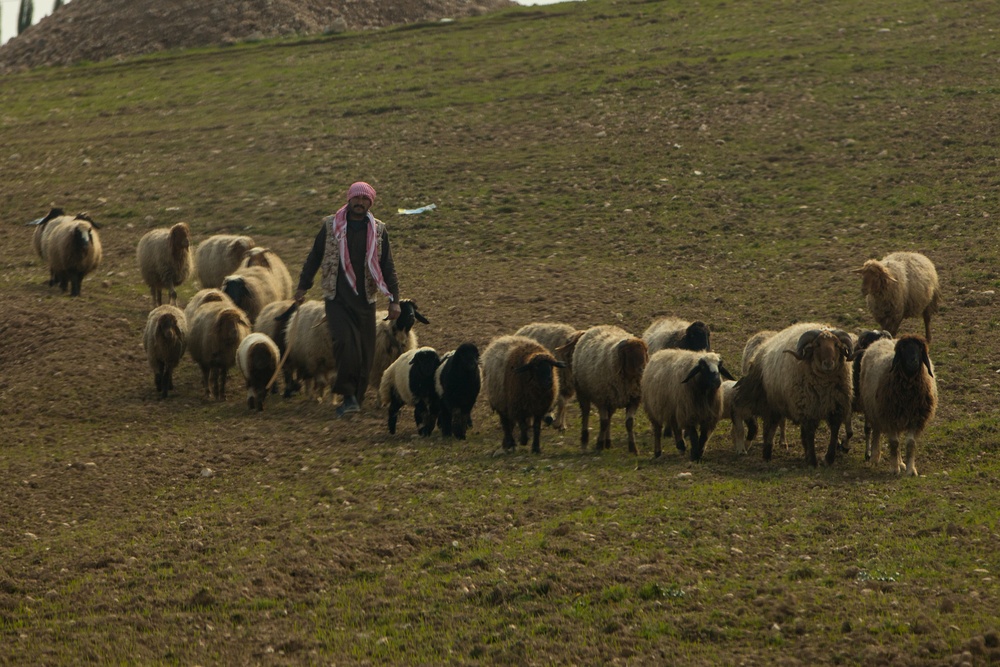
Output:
531,416,543,454
578,398,591,450
923,311,933,343
150,286,160,307
761,415,781,462
888,436,902,474
452,409,469,440
839,411,853,453
387,395,404,434
687,425,702,462
672,419,686,454
625,402,639,455
437,406,453,438
417,400,436,437
863,419,874,460
598,407,612,451
168,285,178,306
518,418,530,447
824,414,843,467
414,400,427,432
870,428,883,466
69,272,83,297
650,418,664,458
903,432,919,477
779,419,788,450
200,365,212,398
499,415,516,450
553,396,567,432
800,419,820,468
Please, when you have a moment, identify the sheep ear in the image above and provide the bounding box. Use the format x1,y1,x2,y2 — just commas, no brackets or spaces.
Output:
719,362,735,381
682,365,701,384
414,310,430,324
551,360,568,369
922,351,934,377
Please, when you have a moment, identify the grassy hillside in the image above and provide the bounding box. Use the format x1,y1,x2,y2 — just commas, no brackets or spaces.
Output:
2,0,999,664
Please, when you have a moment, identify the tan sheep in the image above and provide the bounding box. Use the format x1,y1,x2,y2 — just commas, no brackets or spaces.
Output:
142,305,188,399
482,335,565,454
236,332,281,411
194,234,256,289
859,335,937,476
514,321,582,431
43,213,103,297
221,265,285,324
184,288,234,323
136,222,194,306
571,325,648,454
854,252,940,342
284,300,337,401
187,301,252,400
239,247,293,300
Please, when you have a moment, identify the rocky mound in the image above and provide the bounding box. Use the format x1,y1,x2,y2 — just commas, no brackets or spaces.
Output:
0,0,516,73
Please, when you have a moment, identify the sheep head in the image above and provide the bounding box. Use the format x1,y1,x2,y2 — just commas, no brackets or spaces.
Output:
857,329,893,351
616,338,649,379
786,328,855,370
891,335,933,379
170,222,191,259
515,353,566,391
243,247,272,270
681,357,735,392
157,312,182,343
555,330,586,368
391,299,430,331
682,321,712,352
452,342,480,368
853,260,896,296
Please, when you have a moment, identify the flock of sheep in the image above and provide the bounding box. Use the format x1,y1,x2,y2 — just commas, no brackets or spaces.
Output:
27,208,941,475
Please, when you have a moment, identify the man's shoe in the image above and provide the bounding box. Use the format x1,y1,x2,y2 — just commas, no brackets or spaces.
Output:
336,395,360,418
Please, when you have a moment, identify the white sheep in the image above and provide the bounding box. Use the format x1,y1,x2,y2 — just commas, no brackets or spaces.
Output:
370,299,429,404
379,346,442,436
236,332,281,411
136,222,194,306
514,322,582,431
729,330,785,453
184,288,234,323
482,334,566,454
284,300,337,401
859,335,938,476
732,322,854,468
221,265,285,324
572,325,649,454
187,300,252,400
239,247,293,301
642,317,712,355
642,350,734,460
142,305,188,399
42,212,103,297
854,251,940,342
252,299,299,397
194,234,256,289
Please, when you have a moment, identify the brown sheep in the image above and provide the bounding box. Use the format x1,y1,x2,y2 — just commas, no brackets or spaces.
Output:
136,222,194,306
854,252,940,342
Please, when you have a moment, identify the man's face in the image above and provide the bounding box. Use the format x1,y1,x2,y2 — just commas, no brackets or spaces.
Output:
348,195,373,217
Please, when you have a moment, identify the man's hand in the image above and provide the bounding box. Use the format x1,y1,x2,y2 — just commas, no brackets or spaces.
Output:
294,289,306,305
387,302,401,320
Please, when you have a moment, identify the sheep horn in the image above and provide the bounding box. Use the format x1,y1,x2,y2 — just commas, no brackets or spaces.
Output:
787,329,822,361
832,329,856,361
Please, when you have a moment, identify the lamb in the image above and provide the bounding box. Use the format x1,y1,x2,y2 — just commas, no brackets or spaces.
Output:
379,347,442,436
142,305,188,399
42,212,103,297
184,288,234,323
732,323,855,467
642,350,734,461
284,300,337,400
194,234,256,289
853,251,940,342
434,342,482,440
482,334,566,454
514,322,582,431
187,300,252,400
239,247,293,301
252,299,299,398
641,317,712,355
572,325,649,454
370,299,429,403
859,335,937,476
136,222,194,306
221,265,285,324
236,332,281,411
